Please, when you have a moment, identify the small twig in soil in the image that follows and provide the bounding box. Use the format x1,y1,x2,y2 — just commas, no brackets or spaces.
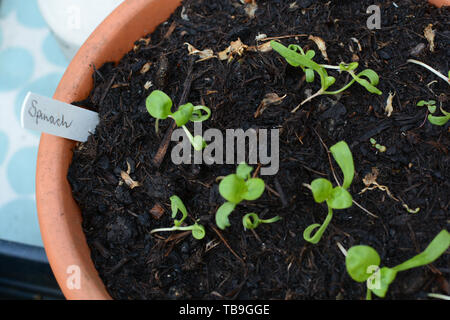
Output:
211,225,245,266
108,257,130,275
312,127,340,185
92,240,110,259
92,64,105,82
265,184,281,198
99,73,117,106
274,177,288,208
250,229,262,243
352,200,379,219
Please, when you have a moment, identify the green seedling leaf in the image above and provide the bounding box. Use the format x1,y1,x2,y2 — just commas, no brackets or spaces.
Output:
339,62,359,71
310,178,333,203
146,90,173,119
216,202,236,230
271,41,321,72
191,223,206,240
171,103,194,127
393,230,450,272
190,105,212,122
357,69,380,86
355,78,382,95
324,76,336,89
243,178,265,201
242,213,260,229
219,174,247,204
305,50,316,59
327,186,353,209
288,44,304,54
305,68,315,83
330,141,354,189
428,107,450,126
303,207,333,244
417,100,436,107
236,162,253,180
170,195,188,227
371,267,397,298
346,245,381,282
428,105,437,114
242,213,281,230
192,135,207,151
354,69,382,95
428,114,450,126
417,100,426,107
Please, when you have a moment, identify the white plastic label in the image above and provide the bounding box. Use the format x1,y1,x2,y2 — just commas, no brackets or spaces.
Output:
21,92,99,142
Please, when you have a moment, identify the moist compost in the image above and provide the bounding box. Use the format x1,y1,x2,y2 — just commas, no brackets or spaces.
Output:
67,0,449,300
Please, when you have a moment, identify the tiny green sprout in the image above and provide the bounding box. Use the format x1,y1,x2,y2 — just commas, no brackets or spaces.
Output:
150,195,205,240
270,41,382,112
370,138,386,153
346,229,450,300
304,141,354,244
417,100,437,114
428,107,450,126
242,213,281,230
215,163,266,230
146,90,211,150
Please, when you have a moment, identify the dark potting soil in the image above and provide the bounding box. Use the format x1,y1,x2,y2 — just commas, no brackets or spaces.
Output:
67,0,449,300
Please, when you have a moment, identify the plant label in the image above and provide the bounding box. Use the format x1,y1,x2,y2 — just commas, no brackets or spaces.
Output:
21,92,99,142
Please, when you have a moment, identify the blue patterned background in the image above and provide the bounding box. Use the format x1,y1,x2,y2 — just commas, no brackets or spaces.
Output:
0,0,69,247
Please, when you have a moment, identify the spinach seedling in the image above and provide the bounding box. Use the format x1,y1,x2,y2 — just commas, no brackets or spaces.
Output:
346,229,450,300
215,163,266,230
370,138,386,153
304,141,354,244
150,195,206,240
417,100,450,126
271,41,382,112
242,213,281,230
146,90,211,150
428,108,450,126
417,100,437,114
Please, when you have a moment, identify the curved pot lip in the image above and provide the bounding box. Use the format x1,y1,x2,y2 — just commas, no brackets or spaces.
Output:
36,0,446,300
36,0,182,300
429,0,450,7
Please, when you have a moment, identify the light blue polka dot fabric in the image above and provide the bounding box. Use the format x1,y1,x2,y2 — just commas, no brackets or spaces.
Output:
0,0,69,247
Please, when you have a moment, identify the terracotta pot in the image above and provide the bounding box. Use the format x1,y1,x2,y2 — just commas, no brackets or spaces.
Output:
429,0,450,7
37,0,182,300
36,0,448,300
